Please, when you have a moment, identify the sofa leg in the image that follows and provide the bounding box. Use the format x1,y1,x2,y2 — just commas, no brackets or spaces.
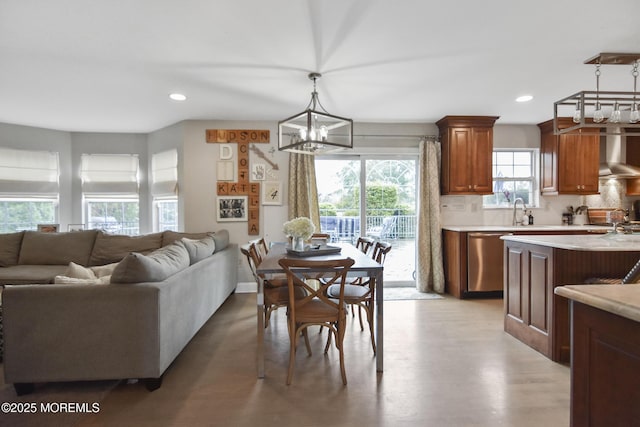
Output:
14,383,35,396
143,376,163,391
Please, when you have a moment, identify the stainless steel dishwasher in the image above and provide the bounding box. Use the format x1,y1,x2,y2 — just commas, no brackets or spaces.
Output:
467,232,511,295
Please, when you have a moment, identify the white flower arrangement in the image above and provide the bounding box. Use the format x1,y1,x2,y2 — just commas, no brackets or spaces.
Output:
283,216,315,240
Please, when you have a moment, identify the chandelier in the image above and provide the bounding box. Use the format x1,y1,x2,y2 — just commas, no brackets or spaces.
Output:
278,72,353,155
553,53,640,135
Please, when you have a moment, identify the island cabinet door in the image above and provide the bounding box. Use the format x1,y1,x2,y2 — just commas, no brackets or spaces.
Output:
571,302,640,427
504,242,554,358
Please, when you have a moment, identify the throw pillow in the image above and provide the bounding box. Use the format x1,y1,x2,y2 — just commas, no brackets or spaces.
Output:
162,230,210,246
212,229,229,253
181,234,216,265
110,240,190,284
90,262,120,278
54,275,111,285
65,261,97,279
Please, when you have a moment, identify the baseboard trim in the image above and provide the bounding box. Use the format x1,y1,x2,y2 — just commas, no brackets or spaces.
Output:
236,281,256,293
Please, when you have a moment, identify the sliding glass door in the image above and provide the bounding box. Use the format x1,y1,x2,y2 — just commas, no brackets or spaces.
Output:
315,156,417,286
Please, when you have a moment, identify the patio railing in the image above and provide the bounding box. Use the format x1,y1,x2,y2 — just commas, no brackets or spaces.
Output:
319,213,416,242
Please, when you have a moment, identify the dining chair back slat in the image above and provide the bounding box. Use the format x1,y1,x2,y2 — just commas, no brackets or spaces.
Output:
278,257,355,385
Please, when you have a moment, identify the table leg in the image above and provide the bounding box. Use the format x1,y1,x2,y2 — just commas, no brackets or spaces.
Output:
376,269,383,372
257,277,265,378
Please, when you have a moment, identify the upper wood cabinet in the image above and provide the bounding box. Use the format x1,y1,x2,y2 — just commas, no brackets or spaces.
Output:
437,115,499,195
625,135,640,195
538,118,600,195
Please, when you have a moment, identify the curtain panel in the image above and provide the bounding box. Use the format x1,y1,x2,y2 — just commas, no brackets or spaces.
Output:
416,139,445,293
287,153,321,230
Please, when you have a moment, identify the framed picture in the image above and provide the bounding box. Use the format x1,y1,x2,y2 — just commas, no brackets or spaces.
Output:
251,163,266,181
37,223,59,233
262,181,283,205
68,223,85,232
217,196,248,222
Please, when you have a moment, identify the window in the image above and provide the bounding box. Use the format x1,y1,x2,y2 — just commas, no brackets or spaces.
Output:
151,150,178,231
0,148,59,232
81,154,139,235
482,149,538,208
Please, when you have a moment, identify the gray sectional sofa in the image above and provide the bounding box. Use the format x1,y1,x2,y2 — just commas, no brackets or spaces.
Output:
0,229,238,395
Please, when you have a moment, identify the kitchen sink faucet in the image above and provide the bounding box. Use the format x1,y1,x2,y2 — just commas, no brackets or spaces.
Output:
512,198,526,226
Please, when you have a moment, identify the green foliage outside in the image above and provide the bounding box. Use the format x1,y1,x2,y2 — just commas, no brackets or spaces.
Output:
0,201,56,233
330,184,415,217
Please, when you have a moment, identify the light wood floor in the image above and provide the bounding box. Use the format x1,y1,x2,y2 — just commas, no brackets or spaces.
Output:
15,293,572,426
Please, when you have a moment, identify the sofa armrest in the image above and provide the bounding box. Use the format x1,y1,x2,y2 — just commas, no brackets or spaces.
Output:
3,283,162,383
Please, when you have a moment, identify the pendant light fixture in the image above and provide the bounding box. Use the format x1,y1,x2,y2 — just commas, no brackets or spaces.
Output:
278,72,353,155
554,53,640,135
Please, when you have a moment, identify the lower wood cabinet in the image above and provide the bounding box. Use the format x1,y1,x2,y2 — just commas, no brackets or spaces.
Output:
569,301,640,426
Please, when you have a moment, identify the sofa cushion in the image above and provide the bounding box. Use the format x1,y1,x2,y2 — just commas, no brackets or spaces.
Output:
110,240,190,284
162,230,210,247
0,231,25,267
18,230,98,266
0,265,69,285
89,231,163,266
212,229,229,253
181,235,216,265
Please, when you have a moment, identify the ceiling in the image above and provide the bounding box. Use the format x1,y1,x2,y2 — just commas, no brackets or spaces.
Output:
2,0,640,134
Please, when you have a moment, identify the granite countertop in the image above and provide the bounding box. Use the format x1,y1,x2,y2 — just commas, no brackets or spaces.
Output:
501,233,640,251
555,284,640,323
441,225,609,232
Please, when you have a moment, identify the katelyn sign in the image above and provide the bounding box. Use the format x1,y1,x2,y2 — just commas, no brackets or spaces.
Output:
207,128,270,235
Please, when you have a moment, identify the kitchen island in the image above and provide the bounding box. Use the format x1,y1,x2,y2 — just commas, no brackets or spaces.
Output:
554,284,640,426
501,233,640,362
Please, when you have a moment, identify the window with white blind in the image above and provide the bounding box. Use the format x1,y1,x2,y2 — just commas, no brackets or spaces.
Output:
0,148,59,232
482,149,539,208
81,154,140,235
151,149,178,231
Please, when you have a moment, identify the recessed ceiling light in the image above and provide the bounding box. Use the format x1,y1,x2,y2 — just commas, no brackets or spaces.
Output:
516,95,533,103
169,93,187,101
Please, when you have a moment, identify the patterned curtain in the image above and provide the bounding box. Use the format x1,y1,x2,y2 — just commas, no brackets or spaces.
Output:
416,138,445,293
287,153,321,229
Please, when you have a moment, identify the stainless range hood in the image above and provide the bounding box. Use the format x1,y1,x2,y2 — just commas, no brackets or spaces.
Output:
599,127,640,178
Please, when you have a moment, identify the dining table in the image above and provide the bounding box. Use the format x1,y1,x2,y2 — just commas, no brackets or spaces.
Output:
255,242,384,378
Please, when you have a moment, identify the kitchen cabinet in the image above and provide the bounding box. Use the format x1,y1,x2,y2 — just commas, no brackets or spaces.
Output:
538,118,600,195
554,286,640,427
624,135,640,195
437,116,498,195
503,236,640,362
442,227,602,299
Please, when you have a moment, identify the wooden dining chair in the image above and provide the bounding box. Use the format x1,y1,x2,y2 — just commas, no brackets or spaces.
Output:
241,242,305,328
278,257,355,385
355,236,375,255
249,237,269,259
326,240,391,355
